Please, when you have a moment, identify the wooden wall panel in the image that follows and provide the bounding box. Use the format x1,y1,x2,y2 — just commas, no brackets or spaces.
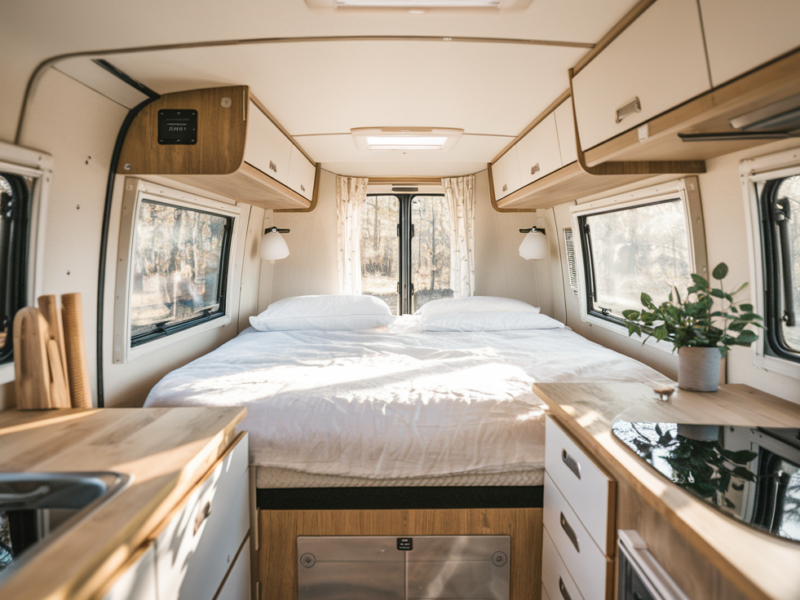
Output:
258,507,542,600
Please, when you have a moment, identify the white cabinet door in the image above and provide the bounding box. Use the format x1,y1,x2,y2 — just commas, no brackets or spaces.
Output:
244,102,293,184
554,98,578,167
700,0,800,86
216,544,252,600
155,434,250,600
515,114,563,187
491,146,522,200
287,146,316,200
102,545,157,600
572,0,711,150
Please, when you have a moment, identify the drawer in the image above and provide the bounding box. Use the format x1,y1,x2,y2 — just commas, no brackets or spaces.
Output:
545,416,614,555
155,433,250,600
515,113,562,186
554,98,577,167
700,0,800,86
287,146,316,200
544,473,612,600
491,146,522,200
216,538,252,600
571,0,710,150
245,101,293,184
101,544,157,600
542,528,584,600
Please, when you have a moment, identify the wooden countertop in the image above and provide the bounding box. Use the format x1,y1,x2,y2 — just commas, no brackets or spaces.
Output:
532,383,800,600
0,406,246,600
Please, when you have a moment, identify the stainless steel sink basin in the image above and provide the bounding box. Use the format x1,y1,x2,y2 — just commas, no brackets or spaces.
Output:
0,472,130,579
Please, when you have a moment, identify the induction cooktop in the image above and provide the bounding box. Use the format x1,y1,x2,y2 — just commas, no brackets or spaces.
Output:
612,421,800,543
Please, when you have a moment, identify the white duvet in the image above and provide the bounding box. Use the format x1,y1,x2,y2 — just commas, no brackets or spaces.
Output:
144,317,670,479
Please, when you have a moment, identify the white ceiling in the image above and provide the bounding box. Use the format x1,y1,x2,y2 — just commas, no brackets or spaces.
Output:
1,0,643,175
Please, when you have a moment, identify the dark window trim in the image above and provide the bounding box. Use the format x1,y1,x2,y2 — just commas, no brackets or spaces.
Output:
759,178,800,363
129,198,234,347
366,193,446,316
578,197,688,328
0,174,31,364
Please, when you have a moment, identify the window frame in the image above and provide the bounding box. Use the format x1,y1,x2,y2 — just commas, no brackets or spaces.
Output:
363,193,448,315
0,143,52,386
113,178,241,363
570,177,708,352
742,147,800,380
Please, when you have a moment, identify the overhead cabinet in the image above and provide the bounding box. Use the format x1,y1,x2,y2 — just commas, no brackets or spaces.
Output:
118,86,316,210
571,0,711,151
553,97,577,167
491,146,522,201
700,0,800,87
516,113,562,187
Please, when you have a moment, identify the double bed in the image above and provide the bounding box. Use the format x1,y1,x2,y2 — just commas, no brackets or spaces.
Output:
144,311,669,495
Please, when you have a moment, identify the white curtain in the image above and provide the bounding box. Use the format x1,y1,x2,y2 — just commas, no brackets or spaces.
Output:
442,175,476,298
336,176,369,294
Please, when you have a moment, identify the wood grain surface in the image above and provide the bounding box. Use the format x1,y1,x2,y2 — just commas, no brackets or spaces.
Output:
532,382,800,600
259,507,543,600
0,406,245,600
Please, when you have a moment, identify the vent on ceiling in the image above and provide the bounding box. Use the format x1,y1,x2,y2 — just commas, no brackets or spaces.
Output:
392,186,419,192
564,228,578,294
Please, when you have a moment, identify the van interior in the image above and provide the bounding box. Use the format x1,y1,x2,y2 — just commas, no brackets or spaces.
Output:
0,1,799,599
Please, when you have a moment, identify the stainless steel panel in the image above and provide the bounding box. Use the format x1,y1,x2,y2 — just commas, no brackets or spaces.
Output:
297,535,510,600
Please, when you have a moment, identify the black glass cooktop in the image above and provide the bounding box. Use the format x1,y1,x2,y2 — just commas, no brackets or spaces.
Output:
612,421,800,543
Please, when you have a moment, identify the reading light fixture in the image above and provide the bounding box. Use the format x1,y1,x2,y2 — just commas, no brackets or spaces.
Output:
352,127,463,152
261,227,290,263
518,226,547,260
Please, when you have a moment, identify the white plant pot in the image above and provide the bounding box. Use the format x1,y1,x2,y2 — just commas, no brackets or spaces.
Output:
677,347,721,392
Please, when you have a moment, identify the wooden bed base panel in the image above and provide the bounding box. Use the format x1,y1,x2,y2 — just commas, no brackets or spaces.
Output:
257,507,543,600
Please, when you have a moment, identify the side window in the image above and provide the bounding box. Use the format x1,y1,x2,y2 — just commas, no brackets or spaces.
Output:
760,175,800,362
129,200,232,345
0,174,31,364
360,195,400,314
411,195,452,310
575,186,702,329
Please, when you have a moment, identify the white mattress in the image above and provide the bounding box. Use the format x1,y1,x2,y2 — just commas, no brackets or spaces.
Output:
145,316,670,486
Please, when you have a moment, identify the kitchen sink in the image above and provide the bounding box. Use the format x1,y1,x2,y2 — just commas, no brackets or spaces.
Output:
0,472,130,579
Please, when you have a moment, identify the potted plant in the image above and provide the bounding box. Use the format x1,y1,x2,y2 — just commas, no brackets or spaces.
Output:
622,263,763,392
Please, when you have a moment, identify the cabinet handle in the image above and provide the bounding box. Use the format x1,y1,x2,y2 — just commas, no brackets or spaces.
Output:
560,512,580,553
530,163,540,175
562,449,581,480
616,96,641,123
301,184,306,192
269,160,278,173
194,501,212,535
559,576,572,600
502,184,508,192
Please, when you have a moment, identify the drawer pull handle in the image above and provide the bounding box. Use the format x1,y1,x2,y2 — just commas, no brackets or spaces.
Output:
530,163,540,175
301,184,306,192
562,449,581,480
560,512,580,553
616,96,641,123
269,160,278,173
559,576,572,600
194,501,212,535
502,184,508,192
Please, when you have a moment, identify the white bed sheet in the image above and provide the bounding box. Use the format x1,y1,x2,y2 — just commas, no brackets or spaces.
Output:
144,317,670,481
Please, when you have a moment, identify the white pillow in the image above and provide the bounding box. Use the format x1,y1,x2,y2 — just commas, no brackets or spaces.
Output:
422,311,564,332
250,295,394,331
415,296,540,316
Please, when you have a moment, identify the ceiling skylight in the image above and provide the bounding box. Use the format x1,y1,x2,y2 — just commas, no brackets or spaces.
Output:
352,128,464,152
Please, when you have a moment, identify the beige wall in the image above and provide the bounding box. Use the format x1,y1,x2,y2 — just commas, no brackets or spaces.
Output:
261,169,563,321
552,139,800,405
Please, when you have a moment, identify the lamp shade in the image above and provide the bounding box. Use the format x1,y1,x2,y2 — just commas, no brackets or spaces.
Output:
260,230,290,261
518,230,547,260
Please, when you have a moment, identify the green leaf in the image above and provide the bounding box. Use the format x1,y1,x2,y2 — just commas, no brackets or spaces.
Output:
712,263,729,280
735,330,759,345
740,303,753,312
691,274,709,289
622,310,640,320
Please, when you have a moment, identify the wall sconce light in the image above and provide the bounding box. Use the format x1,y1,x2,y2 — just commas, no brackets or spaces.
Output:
260,227,290,263
518,226,547,260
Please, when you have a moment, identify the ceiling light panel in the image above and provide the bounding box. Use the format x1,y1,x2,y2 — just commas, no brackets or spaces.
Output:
305,0,533,9
352,128,463,152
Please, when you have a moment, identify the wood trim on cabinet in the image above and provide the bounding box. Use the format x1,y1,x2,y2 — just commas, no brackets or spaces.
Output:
259,507,543,600
488,162,537,213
